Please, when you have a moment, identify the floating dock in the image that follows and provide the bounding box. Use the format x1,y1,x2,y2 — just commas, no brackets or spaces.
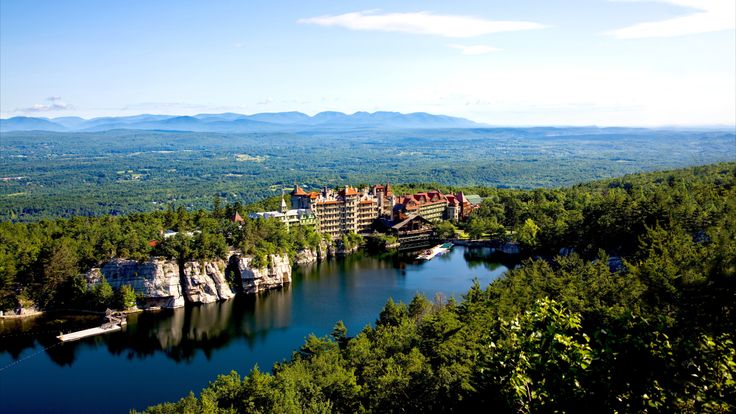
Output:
57,324,122,342
56,309,127,342
416,243,453,261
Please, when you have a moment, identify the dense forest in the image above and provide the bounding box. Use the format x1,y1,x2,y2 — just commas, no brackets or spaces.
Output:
123,162,734,412
0,196,324,311
1,128,733,221
2,162,734,411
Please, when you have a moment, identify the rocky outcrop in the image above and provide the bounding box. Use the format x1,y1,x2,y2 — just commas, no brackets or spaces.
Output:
182,260,235,304
87,249,297,307
87,258,236,309
318,240,331,261
296,240,361,264
230,254,292,294
335,245,360,256
87,258,185,309
294,248,319,265
295,240,332,264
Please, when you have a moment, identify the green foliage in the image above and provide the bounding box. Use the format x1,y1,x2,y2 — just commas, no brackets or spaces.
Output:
0,197,328,310
92,277,114,309
482,298,593,413
331,321,348,342
340,232,364,251
115,284,137,309
516,218,540,249
140,162,736,413
433,220,457,240
465,215,505,240
1,129,733,222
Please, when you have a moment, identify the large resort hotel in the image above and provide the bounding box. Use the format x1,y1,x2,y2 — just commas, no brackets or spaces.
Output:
249,183,481,238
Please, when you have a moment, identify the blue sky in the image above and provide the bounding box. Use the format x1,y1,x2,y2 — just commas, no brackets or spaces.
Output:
1,0,734,126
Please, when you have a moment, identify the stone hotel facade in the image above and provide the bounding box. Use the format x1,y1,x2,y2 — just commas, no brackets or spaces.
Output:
253,183,480,238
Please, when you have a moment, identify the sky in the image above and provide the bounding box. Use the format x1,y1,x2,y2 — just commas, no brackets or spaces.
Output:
1,0,734,126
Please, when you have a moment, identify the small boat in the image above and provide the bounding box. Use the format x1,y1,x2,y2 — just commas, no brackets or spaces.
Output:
416,243,453,261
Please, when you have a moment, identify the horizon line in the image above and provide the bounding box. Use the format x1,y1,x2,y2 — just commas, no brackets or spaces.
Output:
1,111,735,130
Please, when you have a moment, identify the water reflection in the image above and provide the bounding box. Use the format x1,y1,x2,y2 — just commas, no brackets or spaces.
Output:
0,286,295,366
0,246,507,368
0,246,509,414
464,247,520,271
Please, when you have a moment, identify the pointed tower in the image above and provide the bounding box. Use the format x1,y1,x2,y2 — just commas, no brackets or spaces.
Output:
280,188,288,213
456,191,466,219
385,181,395,216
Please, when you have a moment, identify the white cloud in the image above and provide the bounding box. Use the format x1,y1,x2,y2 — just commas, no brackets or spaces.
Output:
18,96,72,112
606,0,736,38
397,65,736,126
448,44,502,55
298,10,547,38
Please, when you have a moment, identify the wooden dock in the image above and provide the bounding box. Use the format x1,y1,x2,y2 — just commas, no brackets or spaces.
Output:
56,309,127,342
57,325,122,342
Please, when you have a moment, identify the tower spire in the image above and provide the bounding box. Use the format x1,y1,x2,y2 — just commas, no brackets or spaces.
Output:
280,187,288,213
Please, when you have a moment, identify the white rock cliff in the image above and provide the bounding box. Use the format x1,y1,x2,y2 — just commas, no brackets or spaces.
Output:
87,253,290,308
86,258,185,308
231,254,292,294
182,260,235,304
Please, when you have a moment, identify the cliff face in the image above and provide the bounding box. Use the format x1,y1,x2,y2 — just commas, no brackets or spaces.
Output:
294,248,319,264
87,251,293,308
87,257,236,309
86,258,185,309
182,260,235,304
295,240,355,264
231,254,292,294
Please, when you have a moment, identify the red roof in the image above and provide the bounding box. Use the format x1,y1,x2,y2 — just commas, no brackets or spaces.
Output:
291,184,307,196
396,190,450,209
339,186,358,196
373,182,392,195
230,212,244,223
148,240,159,247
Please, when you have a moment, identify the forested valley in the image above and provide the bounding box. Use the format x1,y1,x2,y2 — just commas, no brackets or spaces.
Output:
3,161,726,412
1,127,733,221
138,163,735,412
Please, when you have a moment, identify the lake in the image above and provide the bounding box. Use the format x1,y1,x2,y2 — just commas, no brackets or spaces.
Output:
0,246,508,413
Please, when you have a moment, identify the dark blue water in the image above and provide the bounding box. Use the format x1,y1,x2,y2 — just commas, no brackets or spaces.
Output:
0,247,508,413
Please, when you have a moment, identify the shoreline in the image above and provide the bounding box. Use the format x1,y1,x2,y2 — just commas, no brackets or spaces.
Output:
0,241,491,321
0,306,146,321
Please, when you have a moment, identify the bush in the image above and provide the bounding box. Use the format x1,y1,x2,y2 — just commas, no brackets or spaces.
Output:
115,284,137,309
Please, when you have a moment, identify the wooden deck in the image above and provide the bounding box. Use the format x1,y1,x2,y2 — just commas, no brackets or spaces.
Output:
57,324,123,342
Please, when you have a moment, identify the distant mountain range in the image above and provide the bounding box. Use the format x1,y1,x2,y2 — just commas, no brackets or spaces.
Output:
0,111,480,132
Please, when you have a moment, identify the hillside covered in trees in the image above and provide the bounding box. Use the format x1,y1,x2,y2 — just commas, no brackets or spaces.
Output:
1,128,733,221
134,162,735,413
0,197,323,312
1,162,733,411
